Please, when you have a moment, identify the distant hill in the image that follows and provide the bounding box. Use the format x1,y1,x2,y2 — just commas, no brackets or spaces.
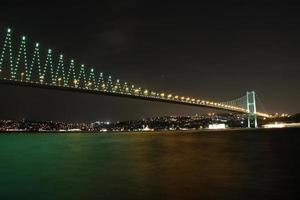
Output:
289,113,300,122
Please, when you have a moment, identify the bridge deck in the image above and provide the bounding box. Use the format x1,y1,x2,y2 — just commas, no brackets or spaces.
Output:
0,79,250,115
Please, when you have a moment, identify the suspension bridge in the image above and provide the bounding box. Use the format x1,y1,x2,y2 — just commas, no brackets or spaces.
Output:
0,28,271,128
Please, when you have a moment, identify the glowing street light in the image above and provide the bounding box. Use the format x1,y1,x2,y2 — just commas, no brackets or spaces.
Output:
73,79,78,87
20,72,24,81
88,81,92,89
134,89,140,94
58,77,62,85
39,75,44,83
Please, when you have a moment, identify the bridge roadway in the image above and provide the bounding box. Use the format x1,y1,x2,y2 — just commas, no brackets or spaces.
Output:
0,79,269,118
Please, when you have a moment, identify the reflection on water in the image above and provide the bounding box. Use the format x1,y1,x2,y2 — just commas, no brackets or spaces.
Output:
0,128,298,199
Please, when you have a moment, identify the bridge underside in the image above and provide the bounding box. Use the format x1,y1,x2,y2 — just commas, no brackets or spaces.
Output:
0,79,248,115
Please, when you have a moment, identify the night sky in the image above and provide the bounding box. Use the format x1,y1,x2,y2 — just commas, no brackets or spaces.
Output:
0,0,299,122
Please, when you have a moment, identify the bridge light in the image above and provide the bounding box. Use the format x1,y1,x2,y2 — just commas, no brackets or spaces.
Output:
167,94,172,98
144,90,148,95
174,95,178,99
160,93,165,97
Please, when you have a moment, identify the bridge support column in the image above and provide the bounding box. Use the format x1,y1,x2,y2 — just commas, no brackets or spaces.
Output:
247,91,258,128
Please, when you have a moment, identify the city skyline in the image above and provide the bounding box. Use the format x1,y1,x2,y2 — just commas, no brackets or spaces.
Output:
0,1,299,122
0,2,299,200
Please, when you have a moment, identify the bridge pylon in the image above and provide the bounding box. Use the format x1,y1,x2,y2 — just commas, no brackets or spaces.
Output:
246,91,258,128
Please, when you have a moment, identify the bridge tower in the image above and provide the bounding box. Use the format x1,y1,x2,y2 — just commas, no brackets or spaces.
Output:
246,91,258,128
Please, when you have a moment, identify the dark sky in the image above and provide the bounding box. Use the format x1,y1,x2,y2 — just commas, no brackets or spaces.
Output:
0,0,299,122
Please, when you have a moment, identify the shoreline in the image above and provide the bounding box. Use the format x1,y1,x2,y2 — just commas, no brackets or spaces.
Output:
1,127,299,134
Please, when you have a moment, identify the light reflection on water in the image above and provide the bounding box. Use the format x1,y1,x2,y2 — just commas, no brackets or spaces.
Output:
0,129,298,199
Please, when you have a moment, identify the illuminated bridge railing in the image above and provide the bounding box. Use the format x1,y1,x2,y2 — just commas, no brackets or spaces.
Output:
0,28,270,118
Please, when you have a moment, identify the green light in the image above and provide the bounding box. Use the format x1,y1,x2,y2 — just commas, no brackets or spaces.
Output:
14,33,28,79
0,27,14,78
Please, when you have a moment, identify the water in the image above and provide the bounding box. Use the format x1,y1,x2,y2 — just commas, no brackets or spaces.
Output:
0,128,299,200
